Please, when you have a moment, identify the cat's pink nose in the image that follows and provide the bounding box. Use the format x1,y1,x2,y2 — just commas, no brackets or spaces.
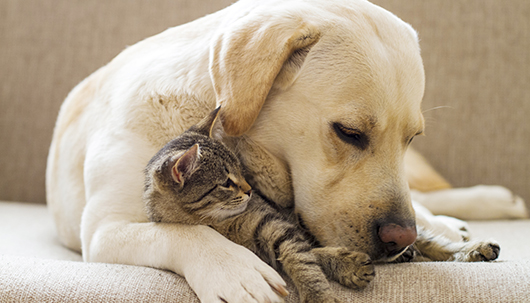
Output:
378,223,417,252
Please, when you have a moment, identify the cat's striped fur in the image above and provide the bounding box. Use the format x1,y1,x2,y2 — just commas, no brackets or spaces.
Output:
143,108,375,303
213,196,375,303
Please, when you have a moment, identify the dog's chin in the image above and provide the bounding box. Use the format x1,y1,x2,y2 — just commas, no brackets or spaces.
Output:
324,234,412,263
374,246,411,263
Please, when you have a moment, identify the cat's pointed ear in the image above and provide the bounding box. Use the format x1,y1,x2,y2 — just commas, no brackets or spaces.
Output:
208,107,224,141
194,107,224,140
172,144,201,185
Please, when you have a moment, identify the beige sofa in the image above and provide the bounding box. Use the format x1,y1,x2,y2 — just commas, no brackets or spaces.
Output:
1,0,529,302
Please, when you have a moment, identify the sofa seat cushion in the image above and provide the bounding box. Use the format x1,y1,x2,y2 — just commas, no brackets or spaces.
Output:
1,254,529,303
0,201,82,261
1,201,529,302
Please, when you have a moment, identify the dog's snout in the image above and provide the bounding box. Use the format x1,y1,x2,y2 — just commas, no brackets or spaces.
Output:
378,223,417,253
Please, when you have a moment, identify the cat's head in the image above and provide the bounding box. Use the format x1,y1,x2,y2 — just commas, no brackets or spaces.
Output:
152,107,252,223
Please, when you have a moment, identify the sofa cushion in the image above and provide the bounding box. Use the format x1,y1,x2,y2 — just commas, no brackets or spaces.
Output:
2,254,529,303
0,201,81,261
1,201,530,302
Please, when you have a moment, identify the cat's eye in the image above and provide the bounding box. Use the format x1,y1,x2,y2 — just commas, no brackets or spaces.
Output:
222,178,236,189
332,122,369,150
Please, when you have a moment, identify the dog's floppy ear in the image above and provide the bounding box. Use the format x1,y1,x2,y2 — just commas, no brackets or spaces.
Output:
210,12,320,136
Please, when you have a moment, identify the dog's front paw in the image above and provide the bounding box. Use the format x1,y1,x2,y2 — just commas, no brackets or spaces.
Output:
186,241,288,303
463,241,500,262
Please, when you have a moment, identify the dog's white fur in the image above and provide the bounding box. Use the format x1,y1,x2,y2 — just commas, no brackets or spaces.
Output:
46,0,527,302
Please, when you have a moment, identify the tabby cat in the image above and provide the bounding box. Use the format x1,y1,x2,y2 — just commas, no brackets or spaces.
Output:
143,108,375,303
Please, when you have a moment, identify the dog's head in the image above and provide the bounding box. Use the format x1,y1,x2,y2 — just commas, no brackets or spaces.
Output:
210,0,424,261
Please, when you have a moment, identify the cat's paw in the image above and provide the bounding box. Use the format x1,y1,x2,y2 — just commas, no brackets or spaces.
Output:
316,296,342,303
313,247,375,289
461,240,500,262
300,292,342,303
333,249,375,289
339,252,375,289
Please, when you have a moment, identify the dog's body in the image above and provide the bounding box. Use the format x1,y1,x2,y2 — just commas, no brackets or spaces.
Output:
46,0,527,302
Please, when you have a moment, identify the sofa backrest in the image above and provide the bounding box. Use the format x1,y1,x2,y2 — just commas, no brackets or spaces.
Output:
373,0,530,207
1,0,529,207
0,0,233,204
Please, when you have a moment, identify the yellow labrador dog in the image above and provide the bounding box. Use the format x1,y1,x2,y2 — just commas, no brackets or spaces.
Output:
47,0,527,302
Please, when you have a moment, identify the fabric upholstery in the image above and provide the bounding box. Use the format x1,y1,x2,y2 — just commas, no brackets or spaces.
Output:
2,254,529,303
0,0,233,204
0,255,200,303
1,201,530,302
1,0,529,207
1,1,530,302
0,201,81,261
371,0,530,206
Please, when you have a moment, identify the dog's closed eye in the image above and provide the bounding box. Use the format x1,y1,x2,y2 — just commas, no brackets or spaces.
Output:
332,122,369,150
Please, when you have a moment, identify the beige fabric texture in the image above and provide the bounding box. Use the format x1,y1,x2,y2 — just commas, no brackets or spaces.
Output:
0,202,82,261
1,201,530,302
2,254,529,303
0,0,234,204
1,0,529,207
1,1,530,302
371,0,530,205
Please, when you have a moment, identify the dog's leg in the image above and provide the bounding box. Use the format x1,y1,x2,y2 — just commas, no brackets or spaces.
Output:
412,186,528,220
405,147,452,192
82,134,286,303
406,148,528,220
409,227,500,262
411,201,500,262
414,201,470,242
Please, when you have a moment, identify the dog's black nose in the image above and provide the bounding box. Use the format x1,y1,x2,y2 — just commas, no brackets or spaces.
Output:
378,223,417,253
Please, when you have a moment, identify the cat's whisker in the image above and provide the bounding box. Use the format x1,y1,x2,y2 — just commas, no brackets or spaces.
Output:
422,105,453,113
